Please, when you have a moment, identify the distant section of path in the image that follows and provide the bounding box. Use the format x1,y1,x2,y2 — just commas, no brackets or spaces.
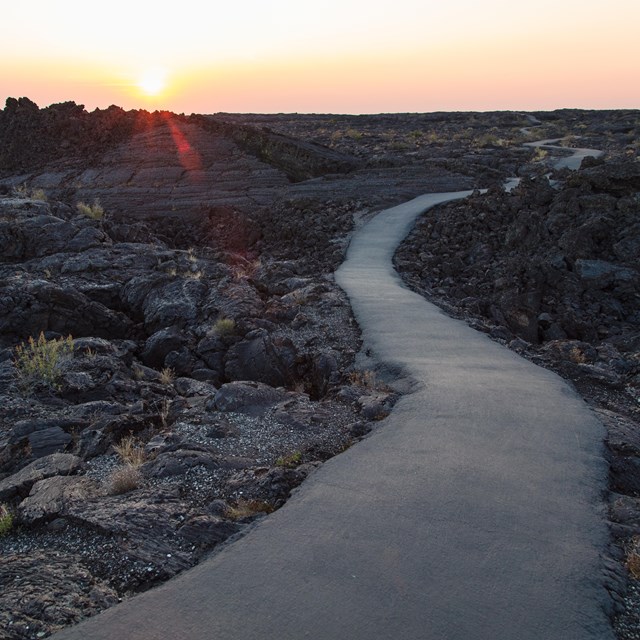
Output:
53,149,613,640
525,137,604,170
507,123,603,191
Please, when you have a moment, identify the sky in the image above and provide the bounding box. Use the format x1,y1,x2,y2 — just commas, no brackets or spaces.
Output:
1,0,639,114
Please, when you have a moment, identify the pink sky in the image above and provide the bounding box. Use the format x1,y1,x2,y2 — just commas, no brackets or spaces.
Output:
2,1,639,113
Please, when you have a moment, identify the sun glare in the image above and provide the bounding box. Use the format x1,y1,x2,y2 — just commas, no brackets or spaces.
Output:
138,69,167,96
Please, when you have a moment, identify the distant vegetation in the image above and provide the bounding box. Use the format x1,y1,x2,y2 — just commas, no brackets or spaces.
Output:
76,199,105,219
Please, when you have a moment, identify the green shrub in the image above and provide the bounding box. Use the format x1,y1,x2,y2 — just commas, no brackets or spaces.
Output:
76,199,105,220
214,317,235,336
14,332,74,388
276,451,302,468
532,147,548,162
0,504,13,536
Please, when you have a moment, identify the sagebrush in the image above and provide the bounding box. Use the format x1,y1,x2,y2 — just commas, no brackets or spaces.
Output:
76,200,105,220
14,332,74,388
214,317,235,336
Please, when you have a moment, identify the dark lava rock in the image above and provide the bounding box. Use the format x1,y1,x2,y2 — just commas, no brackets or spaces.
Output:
610,457,640,496
141,450,220,478
0,278,132,340
141,328,186,368
0,453,83,501
173,377,217,397
224,330,298,387
226,464,318,505
0,550,119,638
397,160,640,348
212,380,288,413
177,515,240,547
18,476,102,525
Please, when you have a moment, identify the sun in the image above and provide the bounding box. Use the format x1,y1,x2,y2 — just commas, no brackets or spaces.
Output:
138,69,167,96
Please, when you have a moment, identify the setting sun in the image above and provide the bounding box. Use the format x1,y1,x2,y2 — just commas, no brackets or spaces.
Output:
138,68,167,96
1,0,639,112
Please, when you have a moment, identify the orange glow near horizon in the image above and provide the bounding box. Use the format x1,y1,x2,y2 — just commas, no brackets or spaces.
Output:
2,1,639,114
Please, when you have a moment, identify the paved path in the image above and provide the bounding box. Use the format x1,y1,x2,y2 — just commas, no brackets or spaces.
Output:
525,137,604,170
53,153,612,639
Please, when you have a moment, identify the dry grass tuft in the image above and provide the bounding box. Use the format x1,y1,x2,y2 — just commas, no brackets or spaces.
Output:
132,365,145,380
226,499,274,520
108,465,142,495
214,317,235,336
627,537,640,578
348,369,392,393
348,369,378,389
113,434,147,467
159,367,175,385
76,200,105,220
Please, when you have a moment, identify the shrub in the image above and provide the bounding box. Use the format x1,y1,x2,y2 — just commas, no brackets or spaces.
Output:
108,465,142,495
158,398,172,429
0,504,13,536
14,332,74,388
113,434,147,467
159,367,175,385
290,290,307,306
348,369,392,392
348,369,377,389
532,147,549,162
76,199,105,220
226,499,274,520
13,185,47,201
626,536,640,578
276,451,302,468
14,183,28,197
628,550,640,579
214,317,235,336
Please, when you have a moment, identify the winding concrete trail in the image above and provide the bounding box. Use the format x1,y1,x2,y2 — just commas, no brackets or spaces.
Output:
53,149,613,639
525,137,604,170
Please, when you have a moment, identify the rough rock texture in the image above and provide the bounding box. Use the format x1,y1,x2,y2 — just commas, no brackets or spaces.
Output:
0,102,638,639
397,161,640,350
0,454,83,501
0,550,119,639
18,476,101,524
0,102,400,638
